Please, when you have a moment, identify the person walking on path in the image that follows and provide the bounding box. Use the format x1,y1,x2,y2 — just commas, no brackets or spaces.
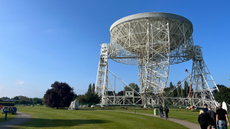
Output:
216,103,229,129
159,105,164,118
206,107,216,129
164,105,169,120
198,110,209,129
215,107,219,111
203,104,208,114
215,106,219,129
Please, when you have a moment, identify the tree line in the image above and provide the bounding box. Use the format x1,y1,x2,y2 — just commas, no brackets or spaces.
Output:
108,81,230,105
43,81,100,108
0,96,43,105
164,81,190,97
213,84,230,104
2,80,228,109
165,81,230,104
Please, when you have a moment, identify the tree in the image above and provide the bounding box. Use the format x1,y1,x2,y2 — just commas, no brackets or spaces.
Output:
85,83,100,104
124,83,140,92
171,83,177,97
170,82,174,88
15,100,20,104
1,97,10,100
12,96,27,100
214,85,230,104
212,84,227,97
19,100,27,104
87,93,101,104
87,84,92,94
92,83,95,94
164,82,176,97
13,96,20,100
72,93,78,101
116,91,124,96
107,91,115,96
183,81,189,97
77,95,87,104
177,81,182,97
77,83,101,104
32,98,43,105
43,81,74,109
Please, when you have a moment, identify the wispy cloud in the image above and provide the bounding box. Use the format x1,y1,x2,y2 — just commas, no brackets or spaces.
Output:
15,80,25,85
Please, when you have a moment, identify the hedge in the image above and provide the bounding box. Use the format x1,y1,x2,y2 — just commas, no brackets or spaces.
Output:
0,102,15,106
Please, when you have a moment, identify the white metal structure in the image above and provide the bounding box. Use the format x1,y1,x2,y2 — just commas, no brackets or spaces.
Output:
95,43,108,105
189,45,219,107
68,99,79,110
95,12,219,107
164,45,219,107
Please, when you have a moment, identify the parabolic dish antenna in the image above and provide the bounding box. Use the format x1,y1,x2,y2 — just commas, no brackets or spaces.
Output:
109,12,194,65
96,12,219,108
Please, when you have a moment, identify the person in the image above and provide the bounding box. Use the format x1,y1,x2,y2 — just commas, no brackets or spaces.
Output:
203,104,208,114
159,105,164,118
216,103,229,129
206,107,216,129
164,105,169,120
215,106,219,129
215,107,219,111
198,110,209,129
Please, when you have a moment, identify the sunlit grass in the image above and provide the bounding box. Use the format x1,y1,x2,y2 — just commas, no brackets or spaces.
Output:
13,106,187,129
112,108,200,124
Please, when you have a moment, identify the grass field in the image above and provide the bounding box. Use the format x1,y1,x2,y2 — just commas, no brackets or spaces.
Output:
109,107,200,124
14,106,187,129
101,106,230,129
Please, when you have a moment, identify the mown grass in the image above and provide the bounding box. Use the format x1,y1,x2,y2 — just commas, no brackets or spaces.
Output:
13,106,187,129
102,106,230,129
110,107,200,124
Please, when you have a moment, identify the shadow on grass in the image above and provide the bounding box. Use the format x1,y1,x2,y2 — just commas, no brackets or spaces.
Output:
78,108,107,110
18,118,110,127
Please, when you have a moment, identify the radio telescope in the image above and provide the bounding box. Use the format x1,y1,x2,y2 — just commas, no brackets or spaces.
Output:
95,12,219,108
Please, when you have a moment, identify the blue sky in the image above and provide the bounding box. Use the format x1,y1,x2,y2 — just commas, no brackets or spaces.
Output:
0,0,229,98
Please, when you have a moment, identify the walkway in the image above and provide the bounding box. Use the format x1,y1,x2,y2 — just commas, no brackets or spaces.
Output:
112,110,200,129
0,112,32,129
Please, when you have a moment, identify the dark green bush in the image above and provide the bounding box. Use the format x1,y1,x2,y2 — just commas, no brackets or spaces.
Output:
0,102,15,106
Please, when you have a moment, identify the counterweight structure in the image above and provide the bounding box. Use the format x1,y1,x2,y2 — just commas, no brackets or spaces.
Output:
95,12,219,107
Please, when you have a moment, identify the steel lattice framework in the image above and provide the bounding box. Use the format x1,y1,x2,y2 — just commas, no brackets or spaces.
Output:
95,12,219,107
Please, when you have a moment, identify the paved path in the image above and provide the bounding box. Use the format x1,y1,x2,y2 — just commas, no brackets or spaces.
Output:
111,110,200,129
0,112,32,129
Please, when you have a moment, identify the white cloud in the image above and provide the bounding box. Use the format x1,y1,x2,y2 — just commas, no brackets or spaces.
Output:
15,80,25,85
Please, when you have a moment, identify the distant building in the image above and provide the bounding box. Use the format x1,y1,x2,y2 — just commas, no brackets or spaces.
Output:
2,98,15,102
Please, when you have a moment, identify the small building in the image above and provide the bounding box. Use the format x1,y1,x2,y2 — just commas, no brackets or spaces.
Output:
68,99,79,110
3,99,15,102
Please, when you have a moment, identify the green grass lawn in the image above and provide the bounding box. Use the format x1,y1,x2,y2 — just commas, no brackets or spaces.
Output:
102,106,230,129
13,106,187,129
110,108,200,124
